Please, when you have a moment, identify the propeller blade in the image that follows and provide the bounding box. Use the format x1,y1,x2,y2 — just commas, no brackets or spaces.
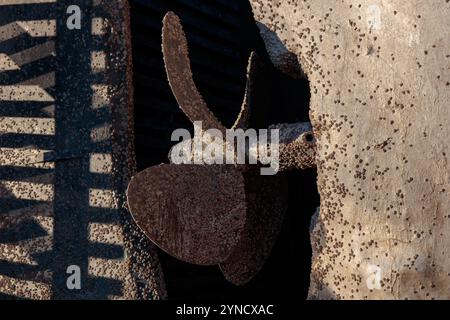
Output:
162,12,226,133
232,52,260,130
220,170,288,285
126,164,246,266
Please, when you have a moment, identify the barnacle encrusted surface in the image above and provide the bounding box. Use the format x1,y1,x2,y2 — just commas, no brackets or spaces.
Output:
250,0,450,299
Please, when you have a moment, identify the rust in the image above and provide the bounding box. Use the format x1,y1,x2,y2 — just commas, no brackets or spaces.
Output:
231,52,260,130
127,164,246,265
0,0,165,300
127,11,317,286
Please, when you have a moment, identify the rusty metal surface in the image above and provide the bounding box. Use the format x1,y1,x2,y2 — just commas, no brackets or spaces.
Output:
162,12,226,133
125,11,316,286
220,169,288,285
231,52,259,130
127,164,246,266
271,122,317,171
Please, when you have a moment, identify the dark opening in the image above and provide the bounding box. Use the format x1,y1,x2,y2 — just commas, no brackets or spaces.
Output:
130,0,320,300
304,132,315,143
